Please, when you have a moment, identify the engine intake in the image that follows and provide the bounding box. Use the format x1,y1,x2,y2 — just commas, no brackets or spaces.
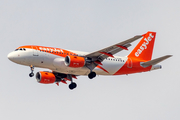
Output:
65,56,85,68
36,71,56,84
36,71,68,84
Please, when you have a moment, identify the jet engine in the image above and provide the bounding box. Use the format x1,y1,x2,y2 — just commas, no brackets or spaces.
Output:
36,71,57,84
36,71,68,84
65,56,85,68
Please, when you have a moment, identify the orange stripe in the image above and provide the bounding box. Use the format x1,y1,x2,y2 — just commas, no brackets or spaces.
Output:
17,45,78,58
114,58,151,75
94,60,103,65
96,65,109,73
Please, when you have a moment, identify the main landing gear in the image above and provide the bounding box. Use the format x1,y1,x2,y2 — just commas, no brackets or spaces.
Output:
86,64,96,79
69,82,77,90
29,65,34,77
67,74,77,90
68,71,96,90
88,72,96,79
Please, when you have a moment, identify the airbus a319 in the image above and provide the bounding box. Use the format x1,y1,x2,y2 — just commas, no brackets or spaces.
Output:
7,32,172,90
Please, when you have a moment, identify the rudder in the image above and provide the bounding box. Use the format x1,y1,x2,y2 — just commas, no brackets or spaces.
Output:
128,31,156,61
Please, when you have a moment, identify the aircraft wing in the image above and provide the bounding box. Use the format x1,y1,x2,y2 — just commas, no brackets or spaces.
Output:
84,34,143,70
85,35,143,61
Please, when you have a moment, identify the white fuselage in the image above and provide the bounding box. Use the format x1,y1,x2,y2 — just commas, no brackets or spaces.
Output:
8,48,128,76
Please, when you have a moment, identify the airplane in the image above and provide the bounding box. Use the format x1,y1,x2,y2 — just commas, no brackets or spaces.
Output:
7,31,172,90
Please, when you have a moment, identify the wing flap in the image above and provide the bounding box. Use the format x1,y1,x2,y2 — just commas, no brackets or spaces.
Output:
84,34,143,71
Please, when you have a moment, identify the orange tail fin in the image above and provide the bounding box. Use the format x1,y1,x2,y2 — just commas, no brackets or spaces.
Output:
128,31,156,61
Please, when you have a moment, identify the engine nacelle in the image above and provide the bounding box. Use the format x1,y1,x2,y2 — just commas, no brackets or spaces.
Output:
65,56,85,68
36,71,56,84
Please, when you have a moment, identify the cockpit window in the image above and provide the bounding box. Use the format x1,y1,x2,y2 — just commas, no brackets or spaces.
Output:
15,48,26,51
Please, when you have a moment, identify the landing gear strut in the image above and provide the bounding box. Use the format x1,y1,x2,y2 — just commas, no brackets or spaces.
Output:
29,65,34,77
67,74,77,90
86,64,97,79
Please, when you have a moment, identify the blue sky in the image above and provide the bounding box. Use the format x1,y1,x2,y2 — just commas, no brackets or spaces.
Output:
1,0,179,120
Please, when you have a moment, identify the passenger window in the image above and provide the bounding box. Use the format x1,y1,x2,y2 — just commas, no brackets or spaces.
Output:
20,48,22,50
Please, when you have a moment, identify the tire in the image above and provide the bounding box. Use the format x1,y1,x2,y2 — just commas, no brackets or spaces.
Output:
29,73,34,77
88,72,96,79
69,82,77,90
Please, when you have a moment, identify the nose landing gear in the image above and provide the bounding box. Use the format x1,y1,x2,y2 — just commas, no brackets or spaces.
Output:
29,65,34,77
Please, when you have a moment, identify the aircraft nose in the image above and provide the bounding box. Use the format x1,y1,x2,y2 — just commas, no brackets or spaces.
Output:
7,52,14,61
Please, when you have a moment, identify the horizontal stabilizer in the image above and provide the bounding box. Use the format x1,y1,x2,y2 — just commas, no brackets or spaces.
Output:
141,55,172,67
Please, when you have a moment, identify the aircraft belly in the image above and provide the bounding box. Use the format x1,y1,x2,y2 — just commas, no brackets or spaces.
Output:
52,67,89,75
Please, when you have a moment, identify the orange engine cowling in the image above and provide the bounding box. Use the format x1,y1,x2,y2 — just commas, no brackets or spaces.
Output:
36,71,56,84
65,56,85,68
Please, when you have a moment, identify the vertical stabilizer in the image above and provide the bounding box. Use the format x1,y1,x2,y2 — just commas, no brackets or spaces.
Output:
128,31,156,61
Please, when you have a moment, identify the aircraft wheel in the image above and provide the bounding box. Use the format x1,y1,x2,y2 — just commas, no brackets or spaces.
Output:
29,73,34,77
69,82,77,90
88,72,96,79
